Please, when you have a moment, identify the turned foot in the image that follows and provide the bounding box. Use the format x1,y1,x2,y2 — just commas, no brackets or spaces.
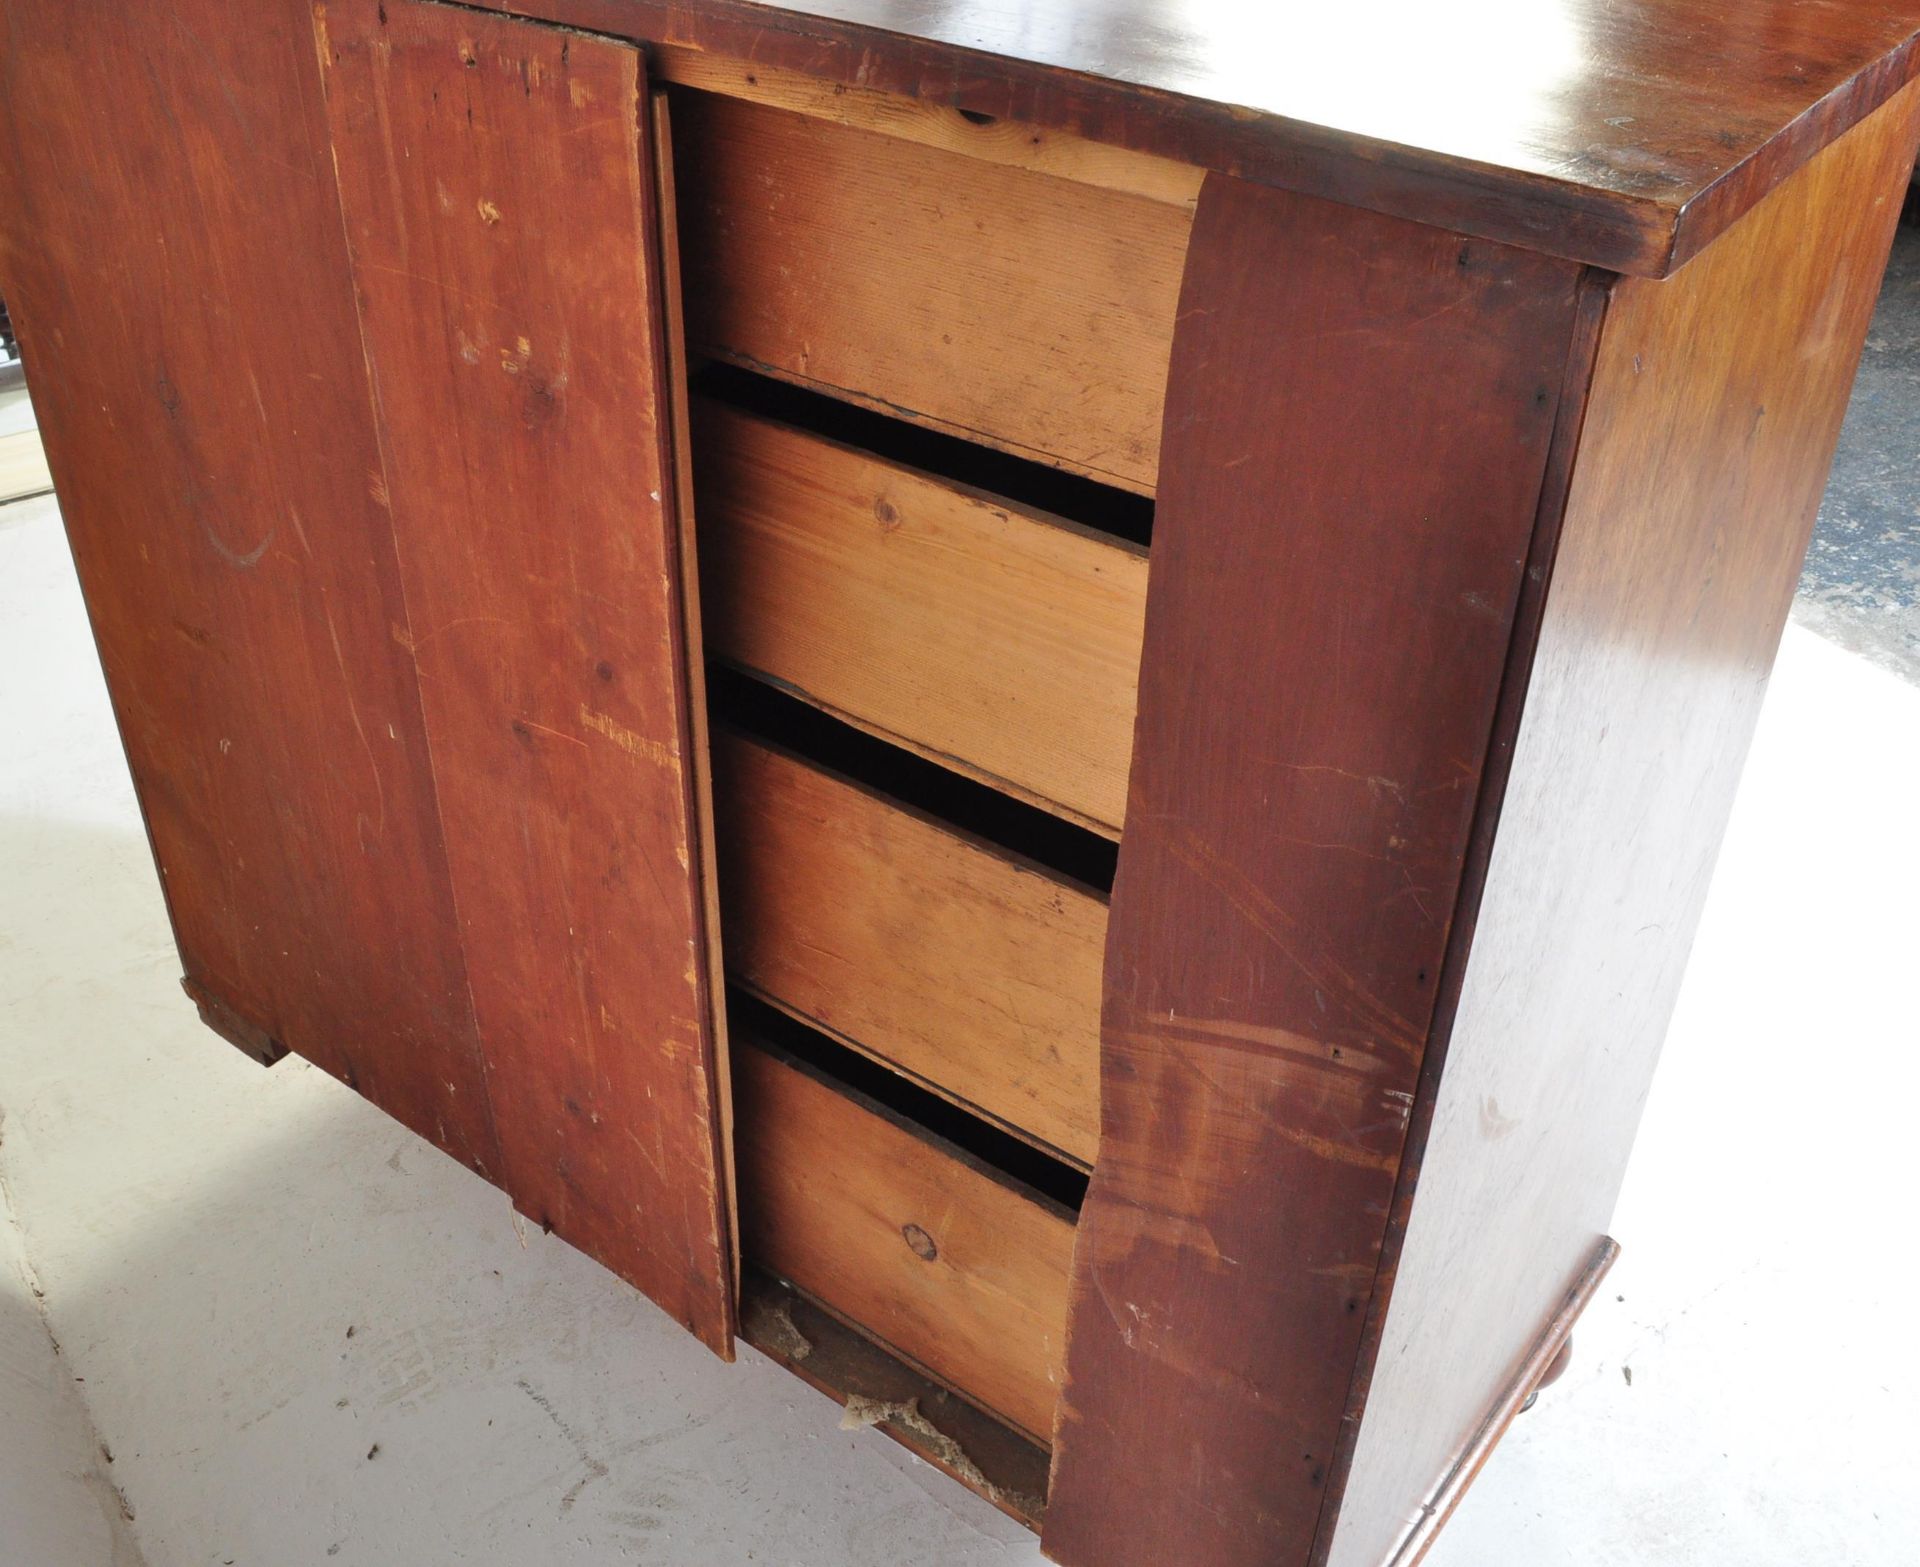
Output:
1519,1336,1574,1413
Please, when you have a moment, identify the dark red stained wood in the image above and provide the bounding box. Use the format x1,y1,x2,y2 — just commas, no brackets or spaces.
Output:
315,0,734,1353
1041,177,1582,1567
1321,77,1920,1567
471,0,1920,275
0,0,501,1173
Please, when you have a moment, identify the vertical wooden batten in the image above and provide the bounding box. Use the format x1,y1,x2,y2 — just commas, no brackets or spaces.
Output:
1042,177,1583,1567
314,0,735,1353
650,85,743,1299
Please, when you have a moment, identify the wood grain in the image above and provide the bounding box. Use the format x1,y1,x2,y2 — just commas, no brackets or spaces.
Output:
713,729,1105,1166
693,397,1149,833
1321,79,1920,1567
475,0,1920,276
653,86,742,1296
734,1040,1075,1443
315,0,734,1353
651,46,1202,209
671,90,1191,495
1042,179,1582,1567
0,0,502,1174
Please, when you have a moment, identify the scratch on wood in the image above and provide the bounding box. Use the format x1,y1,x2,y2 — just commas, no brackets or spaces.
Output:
404,615,514,655
203,517,275,569
1268,760,1408,803
1152,1013,1390,1075
511,716,586,749
1166,826,1423,1056
1270,1123,1399,1174
319,592,386,840
578,705,674,766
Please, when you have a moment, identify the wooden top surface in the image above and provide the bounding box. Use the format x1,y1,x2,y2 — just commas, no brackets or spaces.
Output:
512,0,1920,272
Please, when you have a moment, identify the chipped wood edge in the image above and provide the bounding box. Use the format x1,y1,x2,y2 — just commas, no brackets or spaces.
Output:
180,976,289,1067
651,44,1204,211
1382,1236,1620,1567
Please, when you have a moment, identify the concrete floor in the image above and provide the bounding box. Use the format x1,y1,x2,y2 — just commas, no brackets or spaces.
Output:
1798,225,1920,682
3,225,1918,1565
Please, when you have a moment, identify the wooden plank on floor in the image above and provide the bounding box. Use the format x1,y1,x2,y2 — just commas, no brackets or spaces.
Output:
0,427,52,502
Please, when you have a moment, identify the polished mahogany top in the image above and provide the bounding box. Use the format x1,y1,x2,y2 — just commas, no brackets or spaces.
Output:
511,0,1920,272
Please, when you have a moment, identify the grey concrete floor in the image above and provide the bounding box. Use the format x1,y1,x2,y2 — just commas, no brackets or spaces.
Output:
1797,221,1920,682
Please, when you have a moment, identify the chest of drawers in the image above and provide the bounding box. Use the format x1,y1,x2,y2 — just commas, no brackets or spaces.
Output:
6,3,1918,1562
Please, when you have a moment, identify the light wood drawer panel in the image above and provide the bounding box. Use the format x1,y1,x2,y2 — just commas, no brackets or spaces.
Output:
713,730,1105,1167
734,1041,1074,1442
694,399,1149,833
671,89,1192,495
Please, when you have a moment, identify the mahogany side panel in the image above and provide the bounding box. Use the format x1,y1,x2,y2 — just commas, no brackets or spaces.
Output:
1042,177,1583,1567
1322,78,1920,1567
0,0,501,1172
314,0,734,1352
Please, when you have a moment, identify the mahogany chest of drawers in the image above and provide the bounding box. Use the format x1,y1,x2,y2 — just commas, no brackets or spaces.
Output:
6,3,1918,1562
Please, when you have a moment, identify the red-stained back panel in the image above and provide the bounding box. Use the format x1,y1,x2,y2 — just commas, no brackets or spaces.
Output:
314,0,734,1353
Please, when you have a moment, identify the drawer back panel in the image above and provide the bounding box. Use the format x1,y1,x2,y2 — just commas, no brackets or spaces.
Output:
669,76,1171,1484
734,1032,1076,1444
692,391,1150,834
713,728,1106,1167
670,88,1193,496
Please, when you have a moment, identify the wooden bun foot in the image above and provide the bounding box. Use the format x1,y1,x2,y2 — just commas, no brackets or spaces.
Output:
1520,1336,1575,1413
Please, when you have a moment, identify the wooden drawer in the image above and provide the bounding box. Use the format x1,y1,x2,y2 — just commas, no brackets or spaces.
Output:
693,394,1150,834
670,88,1193,496
733,1036,1076,1443
712,728,1105,1166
